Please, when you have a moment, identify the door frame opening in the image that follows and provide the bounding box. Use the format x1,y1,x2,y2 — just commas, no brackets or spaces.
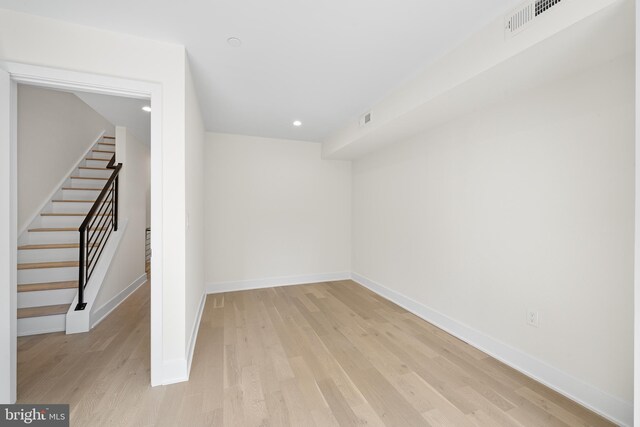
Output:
0,61,165,403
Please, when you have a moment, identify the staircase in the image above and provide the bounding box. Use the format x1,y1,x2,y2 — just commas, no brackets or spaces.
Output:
17,136,116,336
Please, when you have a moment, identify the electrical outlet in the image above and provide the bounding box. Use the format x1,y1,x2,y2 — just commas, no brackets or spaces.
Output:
527,310,539,328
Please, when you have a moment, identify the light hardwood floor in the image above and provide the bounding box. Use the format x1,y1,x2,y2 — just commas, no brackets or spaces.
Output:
17,280,615,426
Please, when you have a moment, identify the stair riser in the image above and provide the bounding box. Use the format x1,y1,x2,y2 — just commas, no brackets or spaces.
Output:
91,151,114,160
70,177,108,188
40,216,85,228
41,216,113,229
96,143,115,152
78,169,112,179
85,159,111,168
23,231,79,245
18,266,77,284
18,247,78,263
61,189,100,200
51,202,93,213
18,289,77,309
18,315,66,337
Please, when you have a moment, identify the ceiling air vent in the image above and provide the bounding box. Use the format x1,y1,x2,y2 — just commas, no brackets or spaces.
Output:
505,0,563,38
536,0,563,16
360,111,372,127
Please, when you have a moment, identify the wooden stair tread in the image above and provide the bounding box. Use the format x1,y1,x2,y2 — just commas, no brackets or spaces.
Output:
103,136,115,139
28,227,106,232
18,304,71,319
19,243,80,250
62,187,101,191
99,142,116,146
28,227,78,232
19,281,77,292
70,176,109,180
18,261,79,270
92,150,114,154
41,213,111,217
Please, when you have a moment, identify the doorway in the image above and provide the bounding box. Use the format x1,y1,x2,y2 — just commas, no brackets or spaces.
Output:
0,62,164,403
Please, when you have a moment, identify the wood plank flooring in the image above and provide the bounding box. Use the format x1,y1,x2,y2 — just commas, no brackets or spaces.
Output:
17,280,615,426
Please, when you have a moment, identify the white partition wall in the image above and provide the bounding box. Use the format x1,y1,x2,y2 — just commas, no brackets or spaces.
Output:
0,60,168,390
635,1,640,425
0,68,17,404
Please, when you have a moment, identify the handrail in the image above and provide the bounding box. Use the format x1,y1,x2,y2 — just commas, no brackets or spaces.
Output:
78,157,121,231
75,151,123,311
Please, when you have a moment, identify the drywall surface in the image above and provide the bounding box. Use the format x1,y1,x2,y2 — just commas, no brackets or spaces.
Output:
324,0,622,158
205,133,351,288
17,84,114,231
93,127,149,312
74,91,150,146
185,59,205,353
352,55,634,413
634,0,640,423
0,64,16,404
0,8,190,377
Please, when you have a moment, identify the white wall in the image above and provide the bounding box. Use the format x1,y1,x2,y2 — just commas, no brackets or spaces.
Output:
184,59,205,359
352,54,634,422
74,91,150,146
0,68,17,403
17,84,114,231
205,133,351,288
635,1,640,424
0,9,190,383
93,127,149,311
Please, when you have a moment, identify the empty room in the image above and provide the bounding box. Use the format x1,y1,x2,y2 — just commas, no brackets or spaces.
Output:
0,0,637,426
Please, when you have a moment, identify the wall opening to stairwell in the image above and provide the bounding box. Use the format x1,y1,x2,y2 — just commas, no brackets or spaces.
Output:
15,83,151,393
0,62,162,404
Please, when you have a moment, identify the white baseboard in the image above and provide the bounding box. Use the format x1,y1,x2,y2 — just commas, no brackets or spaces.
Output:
162,358,188,385
90,273,148,329
350,272,632,427
206,272,351,294
161,290,206,385
186,292,206,379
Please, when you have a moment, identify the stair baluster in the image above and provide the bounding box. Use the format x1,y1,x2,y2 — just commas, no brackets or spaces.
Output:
75,151,122,311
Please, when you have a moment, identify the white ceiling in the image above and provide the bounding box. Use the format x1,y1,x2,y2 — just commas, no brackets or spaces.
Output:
74,92,151,146
0,0,522,141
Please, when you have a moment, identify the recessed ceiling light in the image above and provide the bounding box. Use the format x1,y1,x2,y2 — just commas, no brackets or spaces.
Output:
293,120,302,127
227,37,242,48
142,106,151,112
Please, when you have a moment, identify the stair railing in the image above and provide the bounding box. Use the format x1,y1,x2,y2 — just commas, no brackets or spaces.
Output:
145,227,151,273
75,153,122,311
